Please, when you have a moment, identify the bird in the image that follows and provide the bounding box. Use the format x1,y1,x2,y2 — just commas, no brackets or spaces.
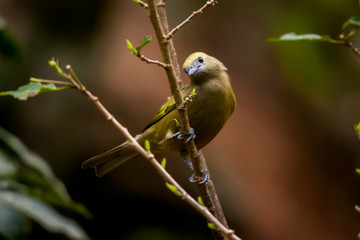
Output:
81,52,236,178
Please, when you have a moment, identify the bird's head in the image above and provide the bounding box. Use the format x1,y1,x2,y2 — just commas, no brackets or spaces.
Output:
182,52,227,83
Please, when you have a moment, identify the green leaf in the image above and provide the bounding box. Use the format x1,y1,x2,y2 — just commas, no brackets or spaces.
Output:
191,88,196,97
356,169,360,175
132,0,141,3
174,118,180,128
135,35,151,53
126,39,138,55
0,191,90,240
0,82,68,100
0,204,31,240
197,196,204,207
268,32,344,44
0,127,92,219
354,122,360,139
144,140,151,153
161,158,166,169
342,16,360,30
354,122,360,132
165,183,181,197
0,149,18,176
48,58,64,75
207,222,217,230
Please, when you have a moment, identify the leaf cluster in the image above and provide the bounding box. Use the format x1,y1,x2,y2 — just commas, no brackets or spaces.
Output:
0,127,91,240
126,35,152,55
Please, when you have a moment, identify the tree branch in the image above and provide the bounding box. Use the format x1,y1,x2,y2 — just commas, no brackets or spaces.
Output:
136,53,170,68
147,1,232,239
344,40,360,58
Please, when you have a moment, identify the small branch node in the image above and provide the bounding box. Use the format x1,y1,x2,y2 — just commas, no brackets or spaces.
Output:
106,114,114,121
137,54,170,68
225,229,235,237
136,0,148,9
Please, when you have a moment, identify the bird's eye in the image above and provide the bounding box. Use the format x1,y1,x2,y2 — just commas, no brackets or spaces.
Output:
198,57,204,63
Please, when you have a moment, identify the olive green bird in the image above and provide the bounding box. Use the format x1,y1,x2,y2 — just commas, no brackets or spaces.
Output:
82,52,236,178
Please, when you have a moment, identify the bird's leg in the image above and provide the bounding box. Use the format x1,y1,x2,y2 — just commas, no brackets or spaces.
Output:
180,150,193,170
180,150,209,184
172,127,196,143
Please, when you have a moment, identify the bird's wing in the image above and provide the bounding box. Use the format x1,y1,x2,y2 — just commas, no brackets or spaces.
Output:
142,96,176,132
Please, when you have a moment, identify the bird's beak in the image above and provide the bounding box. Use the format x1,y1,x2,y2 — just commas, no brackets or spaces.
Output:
184,64,200,76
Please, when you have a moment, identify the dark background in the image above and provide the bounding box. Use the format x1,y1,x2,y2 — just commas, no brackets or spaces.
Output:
1,0,360,239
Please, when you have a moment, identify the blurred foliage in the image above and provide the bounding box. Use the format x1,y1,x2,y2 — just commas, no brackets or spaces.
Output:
0,127,91,240
0,16,21,63
268,12,360,44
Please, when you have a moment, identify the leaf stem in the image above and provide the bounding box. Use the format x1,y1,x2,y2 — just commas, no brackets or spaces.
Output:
30,77,74,87
344,40,360,58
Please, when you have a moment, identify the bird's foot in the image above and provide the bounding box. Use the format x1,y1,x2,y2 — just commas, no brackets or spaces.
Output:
189,170,209,184
172,127,196,143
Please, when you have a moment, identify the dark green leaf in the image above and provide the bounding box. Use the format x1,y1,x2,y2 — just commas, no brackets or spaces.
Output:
0,127,92,219
0,204,31,240
126,39,138,55
0,149,18,176
0,82,68,100
0,16,21,62
135,35,152,52
0,192,90,240
342,16,360,30
268,32,344,44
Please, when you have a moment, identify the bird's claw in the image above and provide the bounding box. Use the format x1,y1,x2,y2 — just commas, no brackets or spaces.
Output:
189,170,209,184
172,127,196,143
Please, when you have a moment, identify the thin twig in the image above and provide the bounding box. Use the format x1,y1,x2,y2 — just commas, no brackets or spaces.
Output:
165,0,218,40
137,53,170,68
147,1,233,240
344,41,360,58
66,65,84,90
135,0,148,9
30,77,74,87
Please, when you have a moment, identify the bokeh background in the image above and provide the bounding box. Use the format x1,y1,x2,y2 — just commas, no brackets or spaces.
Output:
1,0,360,239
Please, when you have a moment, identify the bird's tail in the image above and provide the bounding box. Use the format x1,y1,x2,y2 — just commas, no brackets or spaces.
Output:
81,141,137,177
